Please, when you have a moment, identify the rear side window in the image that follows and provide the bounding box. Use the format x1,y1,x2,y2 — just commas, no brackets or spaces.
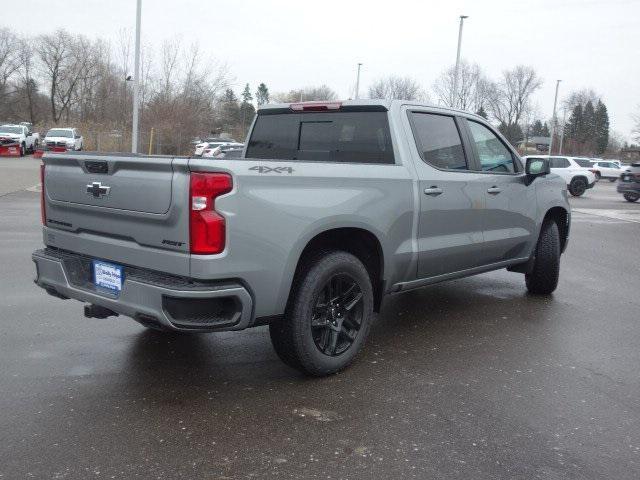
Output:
549,157,570,168
246,112,394,164
574,158,592,167
409,112,467,170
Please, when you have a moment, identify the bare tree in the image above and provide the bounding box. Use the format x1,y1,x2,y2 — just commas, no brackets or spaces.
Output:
488,65,543,127
368,75,426,101
432,61,493,112
273,84,338,103
0,28,21,117
633,106,640,143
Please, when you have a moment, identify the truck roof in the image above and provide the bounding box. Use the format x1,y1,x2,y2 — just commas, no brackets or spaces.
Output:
257,99,486,121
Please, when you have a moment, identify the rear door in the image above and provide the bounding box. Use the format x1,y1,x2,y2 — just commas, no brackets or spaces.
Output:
462,119,537,264
43,153,191,275
405,109,486,278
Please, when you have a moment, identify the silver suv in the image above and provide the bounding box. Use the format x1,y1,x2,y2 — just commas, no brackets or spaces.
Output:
33,100,570,376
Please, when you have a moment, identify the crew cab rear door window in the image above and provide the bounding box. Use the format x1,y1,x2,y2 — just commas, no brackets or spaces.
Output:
408,112,468,170
246,111,394,164
549,157,570,168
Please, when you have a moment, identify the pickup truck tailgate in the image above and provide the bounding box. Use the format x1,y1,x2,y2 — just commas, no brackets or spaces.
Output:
42,153,191,276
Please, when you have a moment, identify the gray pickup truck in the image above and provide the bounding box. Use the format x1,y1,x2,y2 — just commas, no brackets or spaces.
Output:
33,100,570,376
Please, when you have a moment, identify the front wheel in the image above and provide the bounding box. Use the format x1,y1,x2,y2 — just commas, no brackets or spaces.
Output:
526,220,561,295
569,177,587,196
269,251,374,376
623,192,639,203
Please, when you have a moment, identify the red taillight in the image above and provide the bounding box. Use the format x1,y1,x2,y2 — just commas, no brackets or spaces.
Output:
290,101,342,111
40,164,46,226
189,172,232,254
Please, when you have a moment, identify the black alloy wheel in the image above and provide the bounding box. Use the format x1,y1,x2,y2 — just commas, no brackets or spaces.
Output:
311,273,364,356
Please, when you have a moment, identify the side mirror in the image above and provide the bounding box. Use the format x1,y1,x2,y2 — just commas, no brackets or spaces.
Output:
526,158,550,176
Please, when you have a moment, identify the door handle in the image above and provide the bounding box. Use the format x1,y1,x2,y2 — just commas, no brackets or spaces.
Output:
487,186,502,194
424,186,443,196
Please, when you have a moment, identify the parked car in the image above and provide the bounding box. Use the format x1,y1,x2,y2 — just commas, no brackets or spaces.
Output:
202,143,244,158
0,124,40,155
33,100,570,376
523,155,596,196
590,160,625,182
44,128,83,151
193,137,237,156
617,162,640,202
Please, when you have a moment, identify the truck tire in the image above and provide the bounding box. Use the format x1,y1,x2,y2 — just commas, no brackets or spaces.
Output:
525,220,560,295
623,192,639,202
569,177,587,196
269,251,374,376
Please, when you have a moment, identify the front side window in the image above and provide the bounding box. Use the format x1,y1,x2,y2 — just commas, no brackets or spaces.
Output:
467,121,516,173
409,112,468,170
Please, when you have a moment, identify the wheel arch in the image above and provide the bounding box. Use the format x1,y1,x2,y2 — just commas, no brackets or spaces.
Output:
543,206,570,253
285,227,386,313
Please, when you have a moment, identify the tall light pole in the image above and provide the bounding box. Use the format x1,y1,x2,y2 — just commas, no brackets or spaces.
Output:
558,107,567,155
548,79,561,156
354,62,362,99
452,15,468,109
131,0,142,154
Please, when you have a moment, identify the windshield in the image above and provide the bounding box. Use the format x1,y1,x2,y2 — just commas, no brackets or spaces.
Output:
0,126,22,134
46,129,73,138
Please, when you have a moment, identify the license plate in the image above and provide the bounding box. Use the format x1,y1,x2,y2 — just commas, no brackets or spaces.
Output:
93,260,123,292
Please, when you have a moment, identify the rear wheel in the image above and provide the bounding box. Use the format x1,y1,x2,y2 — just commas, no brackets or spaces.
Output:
609,178,617,183
269,251,374,376
623,192,639,203
569,177,587,196
525,220,561,295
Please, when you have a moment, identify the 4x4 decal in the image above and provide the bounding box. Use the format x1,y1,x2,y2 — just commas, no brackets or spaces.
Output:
249,166,294,174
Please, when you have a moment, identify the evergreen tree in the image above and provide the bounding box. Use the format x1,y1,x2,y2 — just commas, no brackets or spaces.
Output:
475,106,488,119
581,100,596,146
541,122,550,137
498,122,523,146
241,83,253,104
565,104,583,142
255,83,270,106
220,88,241,128
530,120,544,136
594,100,609,154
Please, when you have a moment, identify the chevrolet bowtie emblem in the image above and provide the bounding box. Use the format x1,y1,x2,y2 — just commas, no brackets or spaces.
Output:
86,182,111,198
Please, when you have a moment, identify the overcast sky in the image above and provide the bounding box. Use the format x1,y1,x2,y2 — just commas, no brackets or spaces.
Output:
13,0,640,139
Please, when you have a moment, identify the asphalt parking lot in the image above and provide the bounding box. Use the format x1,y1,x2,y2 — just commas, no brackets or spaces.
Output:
1,156,639,479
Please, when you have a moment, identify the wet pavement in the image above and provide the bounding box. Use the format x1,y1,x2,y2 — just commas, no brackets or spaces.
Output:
1,167,639,479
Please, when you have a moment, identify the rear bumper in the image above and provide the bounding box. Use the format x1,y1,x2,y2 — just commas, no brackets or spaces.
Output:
32,248,254,332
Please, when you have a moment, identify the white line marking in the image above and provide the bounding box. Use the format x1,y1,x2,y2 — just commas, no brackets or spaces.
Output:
573,208,640,224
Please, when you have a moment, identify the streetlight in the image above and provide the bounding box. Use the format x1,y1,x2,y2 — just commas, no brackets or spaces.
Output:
452,15,468,109
548,79,561,156
131,0,141,154
354,62,363,99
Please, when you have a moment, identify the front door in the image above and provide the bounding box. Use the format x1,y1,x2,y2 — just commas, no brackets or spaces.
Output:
405,110,486,278
463,119,537,264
